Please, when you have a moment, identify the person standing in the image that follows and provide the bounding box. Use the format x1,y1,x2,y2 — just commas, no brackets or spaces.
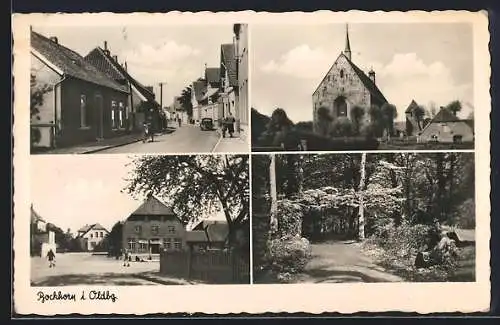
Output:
47,249,56,268
227,112,236,138
123,249,130,267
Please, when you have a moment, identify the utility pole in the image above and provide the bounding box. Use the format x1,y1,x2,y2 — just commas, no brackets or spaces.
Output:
158,82,167,109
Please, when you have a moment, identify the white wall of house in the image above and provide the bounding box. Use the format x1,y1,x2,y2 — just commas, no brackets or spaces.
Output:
79,228,108,251
420,121,474,143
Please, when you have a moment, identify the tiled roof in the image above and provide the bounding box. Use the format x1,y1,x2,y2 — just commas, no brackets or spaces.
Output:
78,224,93,233
405,100,420,113
346,55,387,104
205,67,220,85
84,47,158,106
186,230,209,243
130,196,174,216
31,31,129,93
462,119,474,130
431,107,460,123
193,80,207,102
76,223,108,237
192,220,228,243
221,44,238,87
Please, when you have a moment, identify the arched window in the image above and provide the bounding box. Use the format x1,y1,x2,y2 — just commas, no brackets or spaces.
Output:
340,69,344,78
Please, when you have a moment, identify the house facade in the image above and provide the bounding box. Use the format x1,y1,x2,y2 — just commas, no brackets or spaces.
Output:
30,205,56,257
122,196,187,254
76,223,109,251
233,23,249,141
84,43,163,132
419,107,474,143
312,25,388,136
30,31,130,149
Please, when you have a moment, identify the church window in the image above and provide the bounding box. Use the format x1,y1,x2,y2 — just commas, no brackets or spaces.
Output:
340,69,344,78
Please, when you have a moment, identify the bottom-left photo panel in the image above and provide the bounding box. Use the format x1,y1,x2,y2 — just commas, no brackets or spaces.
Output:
29,154,250,286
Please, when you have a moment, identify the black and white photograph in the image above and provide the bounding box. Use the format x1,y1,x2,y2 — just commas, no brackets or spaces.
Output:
252,153,475,284
30,154,250,285
251,23,475,151
30,23,249,154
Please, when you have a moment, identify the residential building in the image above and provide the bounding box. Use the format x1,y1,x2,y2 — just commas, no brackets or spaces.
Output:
75,223,109,251
418,106,474,143
122,195,187,254
187,220,229,251
233,23,249,141
30,30,130,149
84,43,162,132
312,25,388,136
30,205,56,257
220,44,238,126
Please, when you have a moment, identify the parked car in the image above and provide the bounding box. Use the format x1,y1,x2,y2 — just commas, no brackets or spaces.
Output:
200,118,214,131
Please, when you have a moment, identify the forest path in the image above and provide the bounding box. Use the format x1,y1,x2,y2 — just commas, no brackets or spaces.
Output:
298,240,404,283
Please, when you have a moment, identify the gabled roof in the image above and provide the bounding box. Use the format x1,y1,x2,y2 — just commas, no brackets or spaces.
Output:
77,223,109,237
30,205,45,224
221,44,238,87
432,107,460,123
312,53,387,104
192,220,228,243
31,31,129,93
405,100,420,113
193,80,207,102
186,230,209,243
462,119,474,130
205,67,220,85
130,195,174,216
84,47,159,106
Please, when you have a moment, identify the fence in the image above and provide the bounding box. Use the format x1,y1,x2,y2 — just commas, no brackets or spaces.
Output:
160,249,250,284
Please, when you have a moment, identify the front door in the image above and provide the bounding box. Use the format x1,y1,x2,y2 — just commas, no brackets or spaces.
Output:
94,95,104,139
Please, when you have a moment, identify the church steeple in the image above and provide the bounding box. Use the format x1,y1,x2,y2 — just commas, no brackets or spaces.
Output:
344,24,352,61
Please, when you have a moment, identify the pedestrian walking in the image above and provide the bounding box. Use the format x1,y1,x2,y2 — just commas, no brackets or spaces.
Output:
123,249,130,267
227,112,236,138
46,249,56,268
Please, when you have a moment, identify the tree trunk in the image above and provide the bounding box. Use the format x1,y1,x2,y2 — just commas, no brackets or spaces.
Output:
269,154,278,234
358,153,366,240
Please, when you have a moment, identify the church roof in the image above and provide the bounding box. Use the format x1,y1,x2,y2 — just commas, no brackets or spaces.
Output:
405,100,420,113
312,53,388,104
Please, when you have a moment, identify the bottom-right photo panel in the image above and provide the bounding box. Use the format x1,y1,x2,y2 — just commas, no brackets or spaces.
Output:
252,152,475,284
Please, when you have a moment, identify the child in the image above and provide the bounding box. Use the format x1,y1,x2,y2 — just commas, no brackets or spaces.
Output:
46,249,56,268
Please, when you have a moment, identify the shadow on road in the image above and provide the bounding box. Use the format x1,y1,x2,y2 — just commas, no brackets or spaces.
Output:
305,268,396,283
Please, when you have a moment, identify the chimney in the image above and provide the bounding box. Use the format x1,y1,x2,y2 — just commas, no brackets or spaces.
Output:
368,68,376,85
103,41,110,55
50,36,58,44
124,61,128,71
113,55,118,62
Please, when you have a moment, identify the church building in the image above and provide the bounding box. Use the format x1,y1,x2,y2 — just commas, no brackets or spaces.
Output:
312,25,388,136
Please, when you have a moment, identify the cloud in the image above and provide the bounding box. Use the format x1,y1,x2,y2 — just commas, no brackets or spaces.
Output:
261,45,332,79
357,53,473,120
122,40,200,69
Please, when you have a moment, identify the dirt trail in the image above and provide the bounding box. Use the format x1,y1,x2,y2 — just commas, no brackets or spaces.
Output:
298,240,404,283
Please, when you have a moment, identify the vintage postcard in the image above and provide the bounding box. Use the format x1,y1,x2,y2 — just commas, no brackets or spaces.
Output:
13,11,490,315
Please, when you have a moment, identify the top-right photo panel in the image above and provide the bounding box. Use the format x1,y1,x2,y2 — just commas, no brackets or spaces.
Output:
251,23,475,152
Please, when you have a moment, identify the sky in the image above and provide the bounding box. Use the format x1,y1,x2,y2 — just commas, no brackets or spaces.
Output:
251,23,474,123
32,25,235,107
30,155,225,235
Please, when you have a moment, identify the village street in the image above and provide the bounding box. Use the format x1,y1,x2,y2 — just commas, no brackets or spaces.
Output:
99,124,220,154
31,253,166,286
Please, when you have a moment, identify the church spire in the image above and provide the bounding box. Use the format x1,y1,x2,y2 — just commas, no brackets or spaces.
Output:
344,23,352,61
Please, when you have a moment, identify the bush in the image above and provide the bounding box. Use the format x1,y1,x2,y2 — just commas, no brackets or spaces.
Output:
377,222,432,259
430,236,460,269
267,236,312,275
453,198,475,229
329,118,354,137
274,199,303,238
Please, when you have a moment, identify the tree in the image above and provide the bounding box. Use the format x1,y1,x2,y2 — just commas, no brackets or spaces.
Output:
446,100,462,116
358,153,367,240
107,221,123,257
350,105,365,135
368,105,384,137
381,103,397,139
125,155,249,247
413,105,426,130
179,86,193,117
30,73,52,147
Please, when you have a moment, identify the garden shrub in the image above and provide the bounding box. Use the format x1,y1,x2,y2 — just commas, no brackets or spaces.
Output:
267,236,312,275
274,199,303,238
377,222,432,259
429,235,460,269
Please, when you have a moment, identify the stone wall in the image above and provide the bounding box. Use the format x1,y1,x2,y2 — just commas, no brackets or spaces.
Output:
312,54,372,134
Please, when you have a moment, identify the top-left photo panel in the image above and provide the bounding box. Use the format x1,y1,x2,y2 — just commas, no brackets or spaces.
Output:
29,22,249,154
